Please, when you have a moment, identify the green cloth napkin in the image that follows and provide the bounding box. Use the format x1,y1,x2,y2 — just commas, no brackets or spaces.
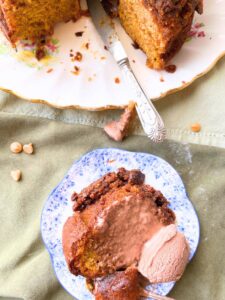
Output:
0,112,225,300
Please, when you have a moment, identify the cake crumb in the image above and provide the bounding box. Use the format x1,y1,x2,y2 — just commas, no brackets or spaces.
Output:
165,65,177,73
114,77,120,84
191,123,201,132
160,76,164,82
72,66,80,75
107,159,116,164
197,31,205,38
75,31,84,37
47,68,53,73
74,51,83,62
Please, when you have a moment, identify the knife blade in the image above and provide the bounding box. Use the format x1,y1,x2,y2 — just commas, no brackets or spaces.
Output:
87,0,166,142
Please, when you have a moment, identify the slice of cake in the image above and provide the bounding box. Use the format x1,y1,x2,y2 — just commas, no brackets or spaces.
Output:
138,224,190,283
62,168,175,278
91,267,141,300
0,0,81,44
103,0,203,69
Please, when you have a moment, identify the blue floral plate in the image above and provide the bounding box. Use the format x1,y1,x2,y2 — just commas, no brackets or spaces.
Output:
41,148,200,299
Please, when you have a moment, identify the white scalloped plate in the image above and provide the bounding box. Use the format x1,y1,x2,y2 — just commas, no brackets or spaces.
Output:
0,0,224,110
41,148,200,299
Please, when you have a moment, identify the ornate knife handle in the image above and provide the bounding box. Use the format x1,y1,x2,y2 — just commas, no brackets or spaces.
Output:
118,59,166,143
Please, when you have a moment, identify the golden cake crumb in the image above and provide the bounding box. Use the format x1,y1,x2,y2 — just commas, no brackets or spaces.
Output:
47,68,53,73
74,52,83,62
114,77,120,84
191,123,202,132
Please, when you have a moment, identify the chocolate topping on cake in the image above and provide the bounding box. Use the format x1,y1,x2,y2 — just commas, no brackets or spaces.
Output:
72,167,145,212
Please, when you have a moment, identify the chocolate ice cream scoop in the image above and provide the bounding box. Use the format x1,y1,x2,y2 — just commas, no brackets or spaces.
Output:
138,224,190,283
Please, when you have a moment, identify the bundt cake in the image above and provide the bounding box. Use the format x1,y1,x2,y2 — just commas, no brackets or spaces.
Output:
103,0,203,69
62,168,175,278
0,0,81,44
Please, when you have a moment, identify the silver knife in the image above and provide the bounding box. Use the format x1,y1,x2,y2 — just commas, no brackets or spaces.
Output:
87,0,166,143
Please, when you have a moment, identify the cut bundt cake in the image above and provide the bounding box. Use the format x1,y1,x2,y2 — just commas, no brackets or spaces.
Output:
0,0,203,67
0,0,81,44
62,168,175,278
103,0,203,69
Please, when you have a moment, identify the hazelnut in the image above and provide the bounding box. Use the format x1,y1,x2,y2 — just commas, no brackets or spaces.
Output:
191,123,201,133
10,142,23,154
11,170,22,182
23,143,34,154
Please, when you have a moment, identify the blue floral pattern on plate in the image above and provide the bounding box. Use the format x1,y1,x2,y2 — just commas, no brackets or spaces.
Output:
41,148,200,299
